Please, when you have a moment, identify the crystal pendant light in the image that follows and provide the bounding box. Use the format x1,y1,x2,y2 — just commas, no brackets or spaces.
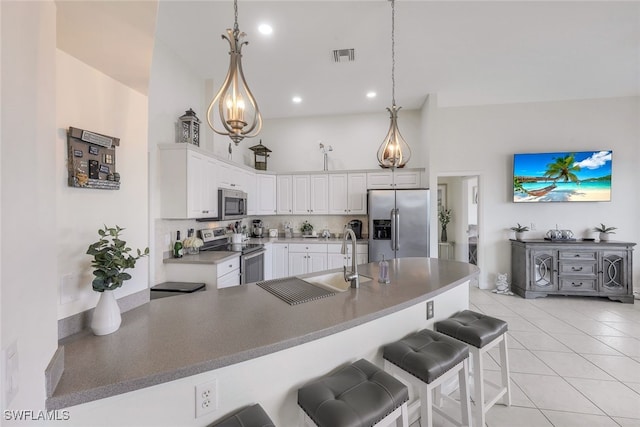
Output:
207,0,262,146
377,0,411,169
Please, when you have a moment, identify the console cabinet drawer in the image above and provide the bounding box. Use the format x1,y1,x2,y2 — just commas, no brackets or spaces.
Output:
559,251,597,261
559,278,597,292
558,262,597,275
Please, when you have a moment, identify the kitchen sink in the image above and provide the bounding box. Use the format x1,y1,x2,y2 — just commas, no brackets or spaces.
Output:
300,271,372,292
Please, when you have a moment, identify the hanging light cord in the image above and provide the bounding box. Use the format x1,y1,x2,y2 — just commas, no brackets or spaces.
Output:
233,0,239,33
391,0,396,107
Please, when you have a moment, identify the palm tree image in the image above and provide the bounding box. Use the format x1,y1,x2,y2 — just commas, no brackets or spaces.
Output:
543,153,581,183
513,151,612,202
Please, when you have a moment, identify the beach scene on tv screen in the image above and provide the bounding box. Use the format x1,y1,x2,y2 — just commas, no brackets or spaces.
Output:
513,151,612,202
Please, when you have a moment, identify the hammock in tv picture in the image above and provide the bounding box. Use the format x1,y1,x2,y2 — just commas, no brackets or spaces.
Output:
526,183,557,197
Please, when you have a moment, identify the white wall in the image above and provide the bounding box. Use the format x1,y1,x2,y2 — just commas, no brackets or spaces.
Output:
259,109,424,172
435,96,640,288
56,50,149,319
1,0,58,413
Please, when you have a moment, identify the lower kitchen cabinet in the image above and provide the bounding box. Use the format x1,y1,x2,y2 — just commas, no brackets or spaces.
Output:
327,243,369,269
288,243,327,276
511,239,635,303
272,243,289,279
164,256,241,290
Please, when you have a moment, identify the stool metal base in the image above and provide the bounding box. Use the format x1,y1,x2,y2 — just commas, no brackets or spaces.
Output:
384,359,471,427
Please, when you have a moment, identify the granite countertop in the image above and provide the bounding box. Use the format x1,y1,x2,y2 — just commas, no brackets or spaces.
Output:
248,236,369,244
47,257,479,410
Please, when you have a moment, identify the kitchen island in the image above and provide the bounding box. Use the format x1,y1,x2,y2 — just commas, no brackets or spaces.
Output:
48,257,478,426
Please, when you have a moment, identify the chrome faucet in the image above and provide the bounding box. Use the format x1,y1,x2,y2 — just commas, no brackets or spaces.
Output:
342,227,359,288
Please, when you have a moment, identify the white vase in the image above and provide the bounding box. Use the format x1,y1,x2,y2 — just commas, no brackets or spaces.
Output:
515,231,526,241
599,232,610,242
91,291,121,335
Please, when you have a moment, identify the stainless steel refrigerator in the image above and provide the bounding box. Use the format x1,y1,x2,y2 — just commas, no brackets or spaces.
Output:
368,189,429,262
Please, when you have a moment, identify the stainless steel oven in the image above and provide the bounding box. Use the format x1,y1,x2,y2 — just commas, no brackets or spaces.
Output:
241,247,265,284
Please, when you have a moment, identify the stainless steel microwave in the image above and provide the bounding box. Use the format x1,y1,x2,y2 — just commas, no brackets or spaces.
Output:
196,188,247,222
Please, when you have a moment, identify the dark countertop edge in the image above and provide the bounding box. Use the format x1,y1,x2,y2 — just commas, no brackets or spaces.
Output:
46,263,478,410
162,251,240,265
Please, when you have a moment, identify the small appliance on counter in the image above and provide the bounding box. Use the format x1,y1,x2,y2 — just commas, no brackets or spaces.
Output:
252,219,264,237
348,219,363,239
269,228,278,238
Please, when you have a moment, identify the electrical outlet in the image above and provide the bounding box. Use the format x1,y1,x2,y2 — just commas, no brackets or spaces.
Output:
195,379,217,418
426,301,434,319
530,222,536,231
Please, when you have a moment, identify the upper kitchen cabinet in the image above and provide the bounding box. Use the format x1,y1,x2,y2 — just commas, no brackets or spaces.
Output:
256,173,277,215
159,145,217,219
292,174,329,215
243,170,257,216
367,169,423,189
329,173,367,215
277,175,293,214
217,160,245,190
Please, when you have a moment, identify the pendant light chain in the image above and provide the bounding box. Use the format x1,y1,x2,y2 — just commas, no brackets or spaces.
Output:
391,0,396,107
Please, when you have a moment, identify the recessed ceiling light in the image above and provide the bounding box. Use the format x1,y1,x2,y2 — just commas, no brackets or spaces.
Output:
292,96,302,104
366,91,377,99
258,24,273,35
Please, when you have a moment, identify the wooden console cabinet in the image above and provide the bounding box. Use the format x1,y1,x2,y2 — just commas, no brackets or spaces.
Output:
511,239,635,303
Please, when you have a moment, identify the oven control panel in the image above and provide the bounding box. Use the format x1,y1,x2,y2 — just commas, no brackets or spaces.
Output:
198,227,227,243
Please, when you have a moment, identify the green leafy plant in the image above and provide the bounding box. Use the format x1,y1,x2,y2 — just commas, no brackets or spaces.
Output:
438,208,452,226
86,225,149,292
593,223,616,234
510,223,530,232
300,221,314,234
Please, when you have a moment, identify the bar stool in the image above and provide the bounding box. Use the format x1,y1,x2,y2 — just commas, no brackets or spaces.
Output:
435,310,511,427
297,358,409,427
382,329,471,427
208,403,274,427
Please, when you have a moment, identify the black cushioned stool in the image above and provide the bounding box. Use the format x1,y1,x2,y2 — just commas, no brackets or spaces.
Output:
297,358,409,427
435,310,511,427
208,404,274,427
382,329,471,427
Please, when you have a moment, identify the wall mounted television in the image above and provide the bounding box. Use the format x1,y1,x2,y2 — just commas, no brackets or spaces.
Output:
513,150,612,203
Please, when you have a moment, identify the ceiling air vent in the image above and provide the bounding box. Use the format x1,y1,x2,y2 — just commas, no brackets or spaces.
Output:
332,48,355,63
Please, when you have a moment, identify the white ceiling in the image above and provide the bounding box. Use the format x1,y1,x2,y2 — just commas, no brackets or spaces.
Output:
58,1,640,119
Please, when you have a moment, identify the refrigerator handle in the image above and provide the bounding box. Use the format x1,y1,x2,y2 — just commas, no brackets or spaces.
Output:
390,208,396,250
395,208,400,250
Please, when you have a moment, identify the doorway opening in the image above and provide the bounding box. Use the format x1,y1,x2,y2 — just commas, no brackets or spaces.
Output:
436,174,480,287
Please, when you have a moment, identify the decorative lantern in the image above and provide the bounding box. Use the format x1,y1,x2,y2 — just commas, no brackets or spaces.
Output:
248,140,272,171
178,108,201,146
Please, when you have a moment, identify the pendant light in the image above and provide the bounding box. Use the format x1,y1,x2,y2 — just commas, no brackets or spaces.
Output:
377,0,411,169
207,0,262,146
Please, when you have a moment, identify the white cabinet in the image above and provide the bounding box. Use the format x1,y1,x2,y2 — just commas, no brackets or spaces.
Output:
159,146,217,219
327,243,369,269
263,243,274,280
292,174,329,215
243,169,257,215
367,170,421,189
217,161,245,190
216,257,241,289
256,174,277,215
272,243,289,279
329,173,367,215
288,243,327,275
277,175,293,214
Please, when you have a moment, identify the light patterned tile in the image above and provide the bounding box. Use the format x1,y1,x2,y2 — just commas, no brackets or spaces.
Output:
508,331,572,352
613,417,640,427
572,320,628,337
601,321,640,338
488,348,555,375
526,317,583,334
547,332,622,356
511,373,603,415
541,410,619,427
624,382,640,394
594,335,640,357
532,351,614,380
581,354,640,383
498,316,541,332
486,406,553,427
485,370,536,408
565,377,640,419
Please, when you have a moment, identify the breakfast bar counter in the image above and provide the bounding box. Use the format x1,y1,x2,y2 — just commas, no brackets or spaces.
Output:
48,257,478,426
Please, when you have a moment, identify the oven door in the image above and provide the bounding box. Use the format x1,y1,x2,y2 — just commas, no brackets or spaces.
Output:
241,249,265,284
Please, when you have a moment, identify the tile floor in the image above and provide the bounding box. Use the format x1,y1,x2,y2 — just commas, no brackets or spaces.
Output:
430,286,640,427
462,287,640,427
